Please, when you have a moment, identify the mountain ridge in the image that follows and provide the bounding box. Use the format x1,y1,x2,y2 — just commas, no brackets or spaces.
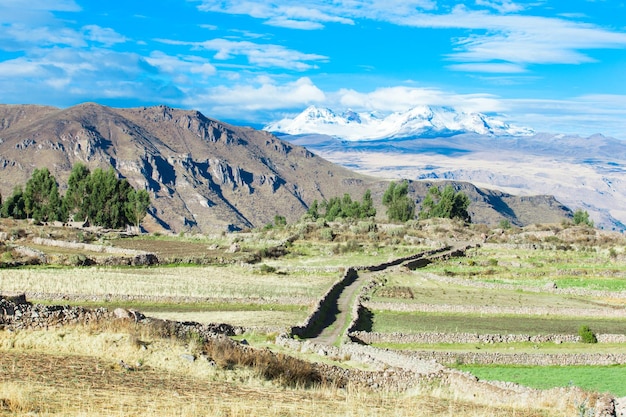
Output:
0,103,571,233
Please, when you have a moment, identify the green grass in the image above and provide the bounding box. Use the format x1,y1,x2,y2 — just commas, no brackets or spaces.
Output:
452,364,626,397
424,246,626,291
370,272,606,310
371,311,626,335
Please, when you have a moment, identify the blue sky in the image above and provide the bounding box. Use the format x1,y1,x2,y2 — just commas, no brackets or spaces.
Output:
1,0,625,138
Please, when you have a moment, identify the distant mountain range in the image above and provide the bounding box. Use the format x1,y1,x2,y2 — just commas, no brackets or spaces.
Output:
266,106,626,231
0,103,572,233
265,105,535,140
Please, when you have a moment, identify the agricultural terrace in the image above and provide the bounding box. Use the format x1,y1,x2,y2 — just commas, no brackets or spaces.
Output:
2,217,626,406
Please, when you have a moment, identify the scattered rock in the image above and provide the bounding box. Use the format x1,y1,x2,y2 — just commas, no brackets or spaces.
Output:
119,360,134,371
545,281,558,290
113,308,131,319
128,310,146,322
180,354,196,363
225,243,240,253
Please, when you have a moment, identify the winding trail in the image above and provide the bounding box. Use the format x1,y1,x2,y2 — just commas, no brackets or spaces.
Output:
306,242,473,346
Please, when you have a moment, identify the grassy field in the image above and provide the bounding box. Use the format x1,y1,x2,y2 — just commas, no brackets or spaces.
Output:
0,264,337,327
370,311,626,335
370,271,612,310
0,265,337,302
0,324,563,417
451,364,626,397
424,244,626,291
2,218,626,413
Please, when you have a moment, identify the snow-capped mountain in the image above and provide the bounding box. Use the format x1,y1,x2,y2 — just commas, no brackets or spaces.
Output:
264,105,534,140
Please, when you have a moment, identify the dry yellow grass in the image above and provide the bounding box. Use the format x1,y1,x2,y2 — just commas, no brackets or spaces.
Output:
0,265,336,301
144,310,305,329
0,324,565,417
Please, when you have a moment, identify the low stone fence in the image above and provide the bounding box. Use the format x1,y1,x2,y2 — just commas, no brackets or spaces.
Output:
350,331,626,345
405,350,626,366
1,297,113,330
290,267,358,338
358,245,451,272
363,301,626,318
0,295,244,337
402,245,470,270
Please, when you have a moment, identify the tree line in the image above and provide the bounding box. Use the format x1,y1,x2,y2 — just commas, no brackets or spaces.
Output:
306,181,470,223
0,164,151,229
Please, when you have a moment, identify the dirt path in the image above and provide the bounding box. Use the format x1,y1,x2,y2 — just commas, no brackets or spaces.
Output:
308,242,474,346
309,269,374,345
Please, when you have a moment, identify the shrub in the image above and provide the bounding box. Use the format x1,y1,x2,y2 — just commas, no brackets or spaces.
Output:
578,325,597,343
573,209,594,228
320,228,334,241
383,181,415,222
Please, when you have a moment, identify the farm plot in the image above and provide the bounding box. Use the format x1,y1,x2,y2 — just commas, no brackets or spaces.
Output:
0,266,338,328
0,324,560,417
428,244,626,291
358,242,626,396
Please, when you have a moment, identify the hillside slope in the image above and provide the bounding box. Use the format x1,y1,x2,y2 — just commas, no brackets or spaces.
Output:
0,103,571,232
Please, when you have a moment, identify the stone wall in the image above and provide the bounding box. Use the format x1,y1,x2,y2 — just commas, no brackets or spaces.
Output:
363,301,626,318
1,296,112,330
350,331,626,345
0,295,243,337
290,267,358,338
275,335,616,416
401,350,626,366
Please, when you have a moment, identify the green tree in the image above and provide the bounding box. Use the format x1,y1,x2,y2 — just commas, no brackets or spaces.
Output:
573,209,594,227
126,189,151,228
307,199,320,219
82,168,137,229
419,185,471,222
62,163,91,221
1,186,26,219
317,190,376,221
382,181,415,222
359,189,376,218
24,168,61,222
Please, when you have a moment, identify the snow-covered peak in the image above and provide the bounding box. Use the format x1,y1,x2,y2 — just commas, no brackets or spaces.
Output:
264,105,535,140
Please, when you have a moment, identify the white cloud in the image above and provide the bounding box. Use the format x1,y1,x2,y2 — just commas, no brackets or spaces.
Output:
83,25,128,46
474,0,526,13
146,51,216,79
195,0,626,73
0,23,85,50
159,38,328,71
186,77,325,117
195,0,434,29
446,62,527,73
335,86,506,114
394,8,626,69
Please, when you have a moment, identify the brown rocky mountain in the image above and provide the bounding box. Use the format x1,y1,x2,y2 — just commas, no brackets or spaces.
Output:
0,103,571,233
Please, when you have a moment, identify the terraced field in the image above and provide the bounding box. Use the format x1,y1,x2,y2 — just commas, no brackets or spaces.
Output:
2,218,625,414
